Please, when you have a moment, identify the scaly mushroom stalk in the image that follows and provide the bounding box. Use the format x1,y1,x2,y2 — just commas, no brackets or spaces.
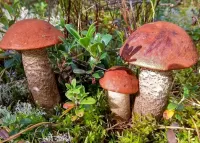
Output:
22,49,60,108
0,19,64,109
107,91,130,121
120,21,198,118
99,66,138,122
133,69,172,118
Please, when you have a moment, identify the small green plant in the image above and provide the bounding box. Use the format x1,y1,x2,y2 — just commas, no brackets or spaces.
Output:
62,79,96,119
0,102,48,142
48,23,113,89
66,23,112,58
55,90,108,143
65,23,112,78
117,115,167,143
65,78,96,106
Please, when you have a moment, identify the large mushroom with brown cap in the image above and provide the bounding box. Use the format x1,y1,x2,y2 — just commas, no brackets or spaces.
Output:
120,21,198,118
99,66,139,121
0,19,64,109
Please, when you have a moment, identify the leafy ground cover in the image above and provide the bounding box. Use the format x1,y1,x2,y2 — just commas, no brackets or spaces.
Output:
0,0,200,142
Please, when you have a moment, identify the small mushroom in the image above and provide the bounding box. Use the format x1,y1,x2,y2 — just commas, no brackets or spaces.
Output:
99,66,139,121
120,21,198,118
0,19,65,109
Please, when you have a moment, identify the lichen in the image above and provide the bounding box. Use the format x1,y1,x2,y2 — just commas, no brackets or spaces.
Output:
0,79,30,105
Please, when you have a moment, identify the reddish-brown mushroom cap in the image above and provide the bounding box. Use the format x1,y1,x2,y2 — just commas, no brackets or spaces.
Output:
120,21,198,71
99,66,139,94
0,19,64,50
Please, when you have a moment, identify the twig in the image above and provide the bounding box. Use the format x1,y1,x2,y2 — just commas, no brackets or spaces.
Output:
106,121,127,131
191,117,200,141
71,52,84,59
158,125,195,131
193,98,200,105
82,4,95,13
2,122,52,142
185,99,200,107
59,106,74,119
159,0,181,8
72,59,107,71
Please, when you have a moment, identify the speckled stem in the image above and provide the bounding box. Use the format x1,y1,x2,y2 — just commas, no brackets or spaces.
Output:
108,91,130,122
22,49,60,109
133,69,172,118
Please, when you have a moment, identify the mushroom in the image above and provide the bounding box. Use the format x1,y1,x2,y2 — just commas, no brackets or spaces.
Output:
120,21,198,118
0,19,64,109
99,66,139,121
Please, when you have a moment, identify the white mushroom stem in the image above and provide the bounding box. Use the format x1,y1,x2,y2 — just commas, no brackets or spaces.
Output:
133,69,172,118
22,49,60,109
107,91,130,121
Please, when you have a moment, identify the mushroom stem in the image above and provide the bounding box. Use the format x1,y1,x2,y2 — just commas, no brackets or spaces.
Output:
108,91,130,121
22,49,60,109
133,69,172,118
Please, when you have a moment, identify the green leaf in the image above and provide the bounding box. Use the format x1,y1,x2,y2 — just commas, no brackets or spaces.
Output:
73,88,81,94
59,18,65,27
3,3,13,15
101,34,112,45
0,16,9,27
75,108,84,117
94,33,102,42
92,70,104,79
86,23,96,38
79,86,85,94
81,30,87,36
79,37,90,48
115,30,124,44
4,59,15,68
80,97,96,105
59,50,68,59
88,56,98,64
65,83,71,89
73,68,86,74
167,103,178,110
10,129,19,136
71,79,76,88
65,92,75,101
183,86,190,98
65,24,80,40
176,104,184,111
0,53,8,59
8,20,15,27
20,118,32,127
175,114,182,121
192,35,200,41
88,43,104,57
100,52,108,60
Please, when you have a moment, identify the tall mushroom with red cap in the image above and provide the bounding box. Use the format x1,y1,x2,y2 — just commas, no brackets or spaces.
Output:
99,66,139,121
0,19,64,109
120,21,198,118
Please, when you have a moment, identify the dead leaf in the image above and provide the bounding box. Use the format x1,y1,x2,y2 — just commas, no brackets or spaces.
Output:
163,110,175,120
63,102,75,109
167,129,177,143
0,129,9,139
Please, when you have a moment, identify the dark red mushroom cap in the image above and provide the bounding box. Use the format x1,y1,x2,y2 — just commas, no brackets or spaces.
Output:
120,21,198,71
99,66,139,94
0,19,64,50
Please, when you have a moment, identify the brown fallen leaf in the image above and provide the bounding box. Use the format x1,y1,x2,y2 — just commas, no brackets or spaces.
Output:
0,129,9,139
163,110,175,120
167,129,177,143
166,122,179,143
